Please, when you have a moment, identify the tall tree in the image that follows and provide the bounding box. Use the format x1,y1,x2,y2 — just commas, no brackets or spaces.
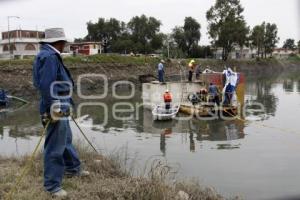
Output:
127,15,163,54
283,39,296,50
206,0,249,61
264,23,279,57
298,40,300,54
171,17,201,57
111,22,134,53
86,18,123,53
172,26,187,54
183,17,201,56
250,23,265,58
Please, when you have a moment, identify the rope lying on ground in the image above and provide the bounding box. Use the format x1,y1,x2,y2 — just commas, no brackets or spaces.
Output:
6,121,50,200
7,95,29,105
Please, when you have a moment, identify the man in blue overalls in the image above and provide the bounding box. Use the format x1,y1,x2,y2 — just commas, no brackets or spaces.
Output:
158,60,165,82
33,28,89,198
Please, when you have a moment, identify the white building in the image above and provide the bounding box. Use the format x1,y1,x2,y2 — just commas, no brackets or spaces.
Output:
214,46,257,60
0,30,44,59
272,48,298,59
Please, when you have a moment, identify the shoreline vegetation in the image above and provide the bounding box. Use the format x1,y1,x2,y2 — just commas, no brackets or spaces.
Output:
0,53,299,67
0,144,226,200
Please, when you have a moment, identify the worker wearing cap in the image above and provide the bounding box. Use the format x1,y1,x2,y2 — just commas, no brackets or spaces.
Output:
33,28,89,198
188,60,196,82
158,60,165,83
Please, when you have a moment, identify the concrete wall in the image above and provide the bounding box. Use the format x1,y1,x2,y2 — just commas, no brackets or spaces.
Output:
142,82,205,109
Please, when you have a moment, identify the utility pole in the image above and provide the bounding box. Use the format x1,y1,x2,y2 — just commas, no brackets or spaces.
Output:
167,41,170,59
167,34,170,59
7,16,20,61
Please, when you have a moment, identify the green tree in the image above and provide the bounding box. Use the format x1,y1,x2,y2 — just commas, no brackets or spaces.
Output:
206,0,249,61
171,17,201,57
250,23,265,58
86,18,123,52
183,17,201,56
298,40,300,54
189,45,213,58
111,38,135,54
111,23,134,53
127,15,163,54
172,26,187,56
264,23,279,57
283,39,296,50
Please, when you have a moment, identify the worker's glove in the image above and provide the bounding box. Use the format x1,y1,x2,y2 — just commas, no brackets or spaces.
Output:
50,100,73,122
41,113,52,126
41,112,64,124
51,111,73,122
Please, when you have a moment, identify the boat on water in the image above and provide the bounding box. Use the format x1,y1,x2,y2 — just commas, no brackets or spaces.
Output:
152,104,180,121
179,103,238,117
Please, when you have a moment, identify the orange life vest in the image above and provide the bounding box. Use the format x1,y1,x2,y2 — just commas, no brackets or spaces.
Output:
163,92,172,102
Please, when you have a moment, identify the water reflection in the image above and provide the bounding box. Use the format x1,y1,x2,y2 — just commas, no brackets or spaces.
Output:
142,108,245,153
246,79,278,117
283,80,294,92
0,126,42,156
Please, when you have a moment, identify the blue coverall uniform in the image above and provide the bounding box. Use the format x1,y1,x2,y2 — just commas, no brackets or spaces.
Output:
158,62,164,82
33,44,81,193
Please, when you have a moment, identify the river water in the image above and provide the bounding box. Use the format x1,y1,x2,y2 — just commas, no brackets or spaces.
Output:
1,72,300,200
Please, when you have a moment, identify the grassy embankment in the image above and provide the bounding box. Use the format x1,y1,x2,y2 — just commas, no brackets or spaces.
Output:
0,145,224,200
0,53,299,69
0,54,160,68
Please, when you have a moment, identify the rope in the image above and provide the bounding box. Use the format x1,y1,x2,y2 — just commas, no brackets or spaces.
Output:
6,121,50,200
7,95,29,104
71,116,99,153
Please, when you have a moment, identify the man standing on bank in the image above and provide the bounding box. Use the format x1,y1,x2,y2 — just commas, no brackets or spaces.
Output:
33,28,89,198
158,59,165,83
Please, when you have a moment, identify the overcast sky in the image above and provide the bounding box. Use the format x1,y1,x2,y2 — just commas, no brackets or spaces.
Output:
0,0,299,46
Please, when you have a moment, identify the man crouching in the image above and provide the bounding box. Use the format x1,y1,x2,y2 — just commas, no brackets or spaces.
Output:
33,28,89,198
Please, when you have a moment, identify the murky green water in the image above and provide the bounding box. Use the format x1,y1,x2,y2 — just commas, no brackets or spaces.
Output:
1,72,300,199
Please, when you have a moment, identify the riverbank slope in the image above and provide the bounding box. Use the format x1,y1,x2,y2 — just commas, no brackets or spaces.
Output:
0,55,299,98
